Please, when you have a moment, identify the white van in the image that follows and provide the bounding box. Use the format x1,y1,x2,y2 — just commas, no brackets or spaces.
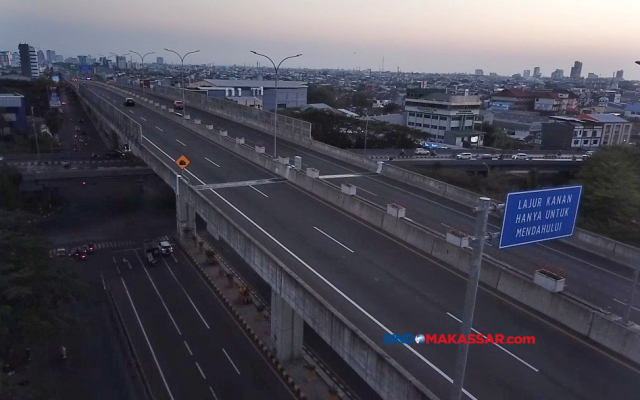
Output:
415,148,430,155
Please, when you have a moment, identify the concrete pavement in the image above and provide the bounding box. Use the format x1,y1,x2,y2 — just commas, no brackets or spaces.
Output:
88,83,640,400
102,239,301,399
110,83,640,321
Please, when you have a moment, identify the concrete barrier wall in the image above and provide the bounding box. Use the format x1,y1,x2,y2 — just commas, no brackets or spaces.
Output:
95,83,640,366
113,83,640,267
80,82,438,400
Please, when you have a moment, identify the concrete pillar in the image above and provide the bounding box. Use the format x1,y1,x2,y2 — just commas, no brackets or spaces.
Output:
271,293,303,361
176,195,196,239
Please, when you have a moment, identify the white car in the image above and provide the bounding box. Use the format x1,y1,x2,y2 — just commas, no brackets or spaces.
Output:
415,148,430,155
158,241,173,255
512,153,529,160
456,153,474,160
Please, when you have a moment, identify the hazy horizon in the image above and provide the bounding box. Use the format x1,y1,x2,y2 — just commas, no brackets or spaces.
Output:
2,0,640,79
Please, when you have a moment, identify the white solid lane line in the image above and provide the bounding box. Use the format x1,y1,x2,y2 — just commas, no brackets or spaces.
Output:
121,278,176,400
195,362,206,379
204,157,220,168
613,298,640,312
180,167,478,400
209,386,219,400
143,136,174,161
222,348,241,374
140,117,146,121
132,251,182,335
446,312,539,372
250,186,268,197
176,139,186,146
162,258,210,329
314,226,354,253
128,110,134,114
184,340,193,356
156,126,164,132
356,186,377,196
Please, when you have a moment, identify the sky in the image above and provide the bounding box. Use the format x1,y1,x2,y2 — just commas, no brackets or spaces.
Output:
2,0,640,79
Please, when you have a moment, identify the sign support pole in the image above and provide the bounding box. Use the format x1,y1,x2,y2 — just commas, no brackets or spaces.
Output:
622,267,640,325
450,197,496,400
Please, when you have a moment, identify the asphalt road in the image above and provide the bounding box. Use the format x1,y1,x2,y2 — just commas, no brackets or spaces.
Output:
102,243,298,400
88,83,640,400
114,83,640,321
59,87,109,154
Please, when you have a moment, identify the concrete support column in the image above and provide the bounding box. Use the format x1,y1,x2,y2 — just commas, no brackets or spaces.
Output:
176,194,196,239
271,292,303,361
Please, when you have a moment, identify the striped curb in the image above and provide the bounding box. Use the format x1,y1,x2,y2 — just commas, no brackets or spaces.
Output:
173,235,308,399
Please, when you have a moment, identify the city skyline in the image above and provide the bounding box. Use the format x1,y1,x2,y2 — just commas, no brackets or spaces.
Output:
2,0,640,79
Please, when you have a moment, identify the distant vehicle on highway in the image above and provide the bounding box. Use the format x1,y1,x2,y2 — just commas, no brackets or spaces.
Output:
173,100,184,110
477,153,493,160
512,153,529,160
456,152,474,160
415,148,430,155
157,241,173,255
124,98,135,107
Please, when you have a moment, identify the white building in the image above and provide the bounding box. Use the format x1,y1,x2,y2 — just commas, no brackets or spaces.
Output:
404,89,482,140
10,52,20,67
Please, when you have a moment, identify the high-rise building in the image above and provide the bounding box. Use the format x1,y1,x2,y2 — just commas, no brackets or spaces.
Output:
18,43,39,78
55,55,63,62
570,61,582,79
116,56,126,69
37,50,45,65
551,69,564,80
46,50,56,63
11,52,20,67
616,70,624,80
587,73,599,80
523,69,531,79
0,51,10,67
156,56,164,64
474,69,483,76
533,67,541,78
78,55,88,65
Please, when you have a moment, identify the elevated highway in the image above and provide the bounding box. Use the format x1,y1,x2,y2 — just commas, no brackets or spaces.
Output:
389,158,584,173
72,80,640,400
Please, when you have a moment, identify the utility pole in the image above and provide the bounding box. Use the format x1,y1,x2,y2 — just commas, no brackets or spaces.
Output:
31,106,40,159
450,197,502,400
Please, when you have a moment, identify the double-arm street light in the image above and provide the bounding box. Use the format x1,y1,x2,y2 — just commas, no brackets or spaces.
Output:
250,51,302,158
164,48,200,119
129,50,155,94
110,52,130,70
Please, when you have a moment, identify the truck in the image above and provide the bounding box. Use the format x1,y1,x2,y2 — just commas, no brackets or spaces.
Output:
144,240,160,264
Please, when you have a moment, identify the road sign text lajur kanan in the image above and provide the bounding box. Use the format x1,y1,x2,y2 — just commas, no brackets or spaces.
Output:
499,185,582,249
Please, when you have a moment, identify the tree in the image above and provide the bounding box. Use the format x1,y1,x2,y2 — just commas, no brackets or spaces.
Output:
576,146,640,244
307,84,336,107
383,103,401,113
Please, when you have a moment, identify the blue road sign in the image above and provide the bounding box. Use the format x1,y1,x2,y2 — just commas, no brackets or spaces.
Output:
79,64,91,72
499,185,582,249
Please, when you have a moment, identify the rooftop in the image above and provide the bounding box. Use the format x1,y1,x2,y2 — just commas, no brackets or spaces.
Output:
202,79,307,89
625,103,640,113
491,110,548,124
578,114,629,123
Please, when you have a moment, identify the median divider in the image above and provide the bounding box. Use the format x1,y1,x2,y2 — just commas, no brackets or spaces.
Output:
99,82,640,367
110,82,640,268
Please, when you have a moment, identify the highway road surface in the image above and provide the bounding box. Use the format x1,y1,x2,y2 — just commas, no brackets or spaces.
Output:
89,83,640,400
101,242,298,400
112,83,639,318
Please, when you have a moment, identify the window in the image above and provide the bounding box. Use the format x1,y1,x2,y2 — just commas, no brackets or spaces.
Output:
408,122,415,126
415,123,422,127
592,139,599,145
582,140,589,145
604,125,611,134
408,112,415,117
440,115,449,121
452,116,462,121
614,125,621,133
415,113,423,119
431,125,437,129
624,125,631,133
573,139,579,145
439,126,445,130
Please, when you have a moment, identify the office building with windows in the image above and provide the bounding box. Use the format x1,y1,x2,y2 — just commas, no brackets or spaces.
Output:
18,43,39,78
403,88,482,140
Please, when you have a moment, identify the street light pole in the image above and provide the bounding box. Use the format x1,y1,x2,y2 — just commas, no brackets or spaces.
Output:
130,50,155,95
31,107,40,159
364,111,369,155
164,49,200,119
250,51,303,159
110,52,130,71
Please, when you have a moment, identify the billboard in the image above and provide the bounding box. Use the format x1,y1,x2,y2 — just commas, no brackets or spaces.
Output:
79,64,92,73
499,185,582,249
48,86,62,108
52,76,60,83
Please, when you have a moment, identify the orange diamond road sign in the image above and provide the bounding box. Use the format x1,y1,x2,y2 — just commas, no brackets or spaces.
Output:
176,155,191,170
